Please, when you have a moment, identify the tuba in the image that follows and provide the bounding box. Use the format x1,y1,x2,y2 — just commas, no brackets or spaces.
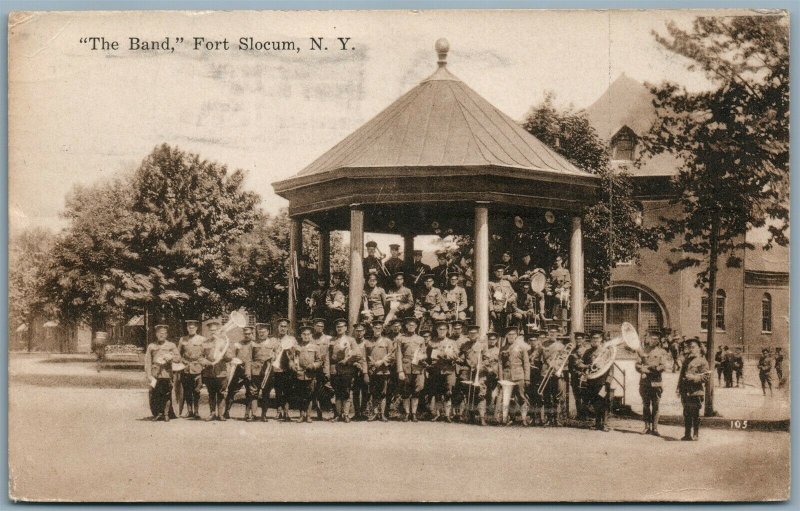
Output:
272,336,298,371
585,322,640,380
211,311,248,364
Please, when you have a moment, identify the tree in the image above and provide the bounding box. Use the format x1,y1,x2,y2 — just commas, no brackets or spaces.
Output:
9,227,56,350
521,93,658,300
639,14,789,416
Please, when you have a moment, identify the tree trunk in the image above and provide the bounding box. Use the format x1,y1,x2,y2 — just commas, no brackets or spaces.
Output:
704,216,720,417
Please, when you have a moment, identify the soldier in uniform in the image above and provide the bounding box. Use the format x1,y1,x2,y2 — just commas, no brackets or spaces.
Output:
367,319,394,422
396,316,427,422
497,250,518,285
329,318,366,422
636,332,669,435
409,249,432,290
144,324,180,421
384,318,404,418
350,323,371,420
308,275,328,325
384,243,405,278
489,264,517,333
178,319,206,419
201,321,234,421
731,347,744,387
457,324,488,424
427,320,459,422
537,325,566,426
498,326,530,425
432,251,453,290
386,272,415,320
775,347,785,387
514,251,535,291
575,331,612,432
677,338,710,440
454,323,479,421
550,256,571,321
251,323,274,422
294,322,324,423
310,318,333,419
568,331,589,420
416,274,449,327
526,331,547,426
224,325,256,421
363,240,387,283
362,271,387,324
270,318,298,421
443,272,468,321
483,331,501,423
325,273,348,325
758,348,773,396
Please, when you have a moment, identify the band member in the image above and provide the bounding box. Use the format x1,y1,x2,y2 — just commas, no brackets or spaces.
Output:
351,323,371,420
512,276,543,330
775,347,784,386
295,322,323,423
527,332,547,426
457,324,489,425
483,331,501,423
714,346,725,385
497,250,518,285
636,332,669,435
178,319,206,419
575,331,611,432
144,324,180,421
384,243,405,277
443,272,468,321
270,318,298,421
432,251,455,290
550,256,571,321
329,319,365,422
568,331,589,420
731,347,744,388
396,316,427,422
385,318,403,417
409,249,432,289
201,321,234,421
225,325,256,420
362,272,387,324
758,348,773,396
311,318,332,419
489,264,517,333
251,323,274,422
514,251,536,291
387,272,415,320
367,320,394,422
537,325,566,426
454,323,480,421
416,274,449,325
364,240,387,281
677,338,709,440
325,273,347,324
308,274,328,324
722,345,734,388
498,326,530,425
427,320,459,422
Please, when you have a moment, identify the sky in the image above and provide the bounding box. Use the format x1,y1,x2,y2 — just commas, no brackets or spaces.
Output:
9,9,738,236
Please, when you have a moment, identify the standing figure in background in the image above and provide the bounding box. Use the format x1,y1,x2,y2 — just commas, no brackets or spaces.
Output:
722,346,734,388
550,256,571,321
294,323,323,423
251,323,274,422
677,338,709,440
409,250,431,291
636,332,669,436
325,272,348,325
396,316,427,422
669,335,681,372
224,326,255,421
178,319,206,420
367,320,394,422
201,321,234,421
714,346,724,386
443,272,468,321
350,323,371,421
731,347,744,388
758,348,773,396
308,275,328,324
774,347,785,387
489,264,517,334
144,324,180,422
384,243,405,279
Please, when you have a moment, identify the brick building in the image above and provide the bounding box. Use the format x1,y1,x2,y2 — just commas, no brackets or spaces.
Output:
582,74,789,357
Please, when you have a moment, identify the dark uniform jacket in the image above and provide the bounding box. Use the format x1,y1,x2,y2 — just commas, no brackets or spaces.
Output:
364,286,387,317
429,337,459,374
250,339,273,377
384,257,404,277
330,335,367,376
233,341,254,377
396,333,427,375
363,255,385,278
443,286,468,314
387,285,414,317
295,342,323,380
201,338,234,378
758,354,773,375
145,341,180,379
409,262,432,286
368,336,395,376
417,286,448,315
484,345,500,377
178,334,208,375
636,346,669,388
678,355,709,397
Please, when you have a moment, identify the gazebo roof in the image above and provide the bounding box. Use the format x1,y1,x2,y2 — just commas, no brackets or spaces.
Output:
273,39,599,218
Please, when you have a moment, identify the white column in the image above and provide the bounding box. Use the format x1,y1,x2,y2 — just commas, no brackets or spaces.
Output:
474,202,490,337
570,215,584,334
348,206,365,330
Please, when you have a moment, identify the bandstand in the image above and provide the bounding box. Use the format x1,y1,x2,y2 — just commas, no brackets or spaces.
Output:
272,39,600,336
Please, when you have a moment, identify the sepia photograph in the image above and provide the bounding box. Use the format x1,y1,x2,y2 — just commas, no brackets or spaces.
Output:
7,8,791,502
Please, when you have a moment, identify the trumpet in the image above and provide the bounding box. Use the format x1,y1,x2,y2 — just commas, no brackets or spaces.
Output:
537,342,575,396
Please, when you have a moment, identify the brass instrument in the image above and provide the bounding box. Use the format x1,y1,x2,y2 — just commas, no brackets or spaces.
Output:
382,292,404,326
537,341,575,396
585,322,640,380
211,311,248,364
272,336,298,371
373,246,391,277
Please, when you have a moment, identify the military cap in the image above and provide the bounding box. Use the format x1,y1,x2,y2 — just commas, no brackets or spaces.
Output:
762,347,770,353
184,319,200,326
685,337,701,347
450,318,465,327
573,331,586,339
502,249,512,256
154,324,168,332
402,316,418,325
206,320,221,327
590,330,604,338
420,329,432,337
312,318,326,326
493,264,506,271
466,324,479,332
367,268,379,276
448,271,461,278
276,317,291,325
413,250,423,256
547,324,560,331
486,331,499,339
333,318,348,327
434,320,449,328
504,325,519,335
242,325,254,332
353,322,366,331
298,322,314,333
255,323,270,330
423,273,435,281
518,276,531,283
371,318,384,326
366,240,378,248
537,331,548,338
387,318,402,326
393,271,406,279
389,243,400,250
435,250,446,257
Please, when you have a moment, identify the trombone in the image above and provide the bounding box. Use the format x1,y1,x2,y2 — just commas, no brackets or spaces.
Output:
537,342,575,396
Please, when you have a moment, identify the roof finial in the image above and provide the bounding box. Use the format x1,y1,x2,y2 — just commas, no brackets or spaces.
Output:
435,38,449,67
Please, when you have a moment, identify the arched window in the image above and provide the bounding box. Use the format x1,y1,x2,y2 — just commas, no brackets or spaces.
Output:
762,293,773,333
584,284,665,337
701,289,726,331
